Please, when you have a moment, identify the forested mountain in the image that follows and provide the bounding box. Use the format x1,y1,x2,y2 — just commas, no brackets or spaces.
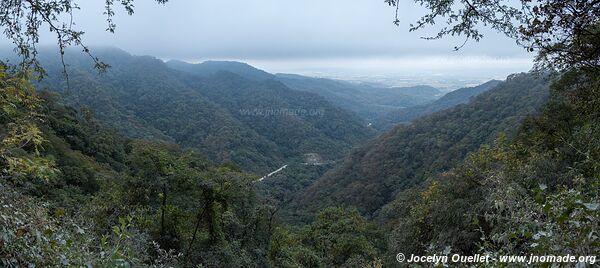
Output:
295,73,550,216
1,64,385,267
32,48,374,174
1,0,598,267
166,60,442,121
173,71,374,160
32,49,282,174
0,67,281,266
4,61,597,267
375,80,502,129
380,68,600,265
166,60,275,81
274,75,442,121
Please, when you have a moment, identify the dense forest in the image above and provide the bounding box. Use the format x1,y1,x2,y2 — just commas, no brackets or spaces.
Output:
380,68,599,265
4,63,596,267
167,60,443,122
29,48,375,174
0,67,384,267
0,68,266,266
1,0,599,267
295,73,550,217
374,80,501,130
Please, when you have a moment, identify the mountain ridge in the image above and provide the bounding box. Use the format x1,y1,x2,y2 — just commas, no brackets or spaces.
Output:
375,79,502,129
166,59,275,81
31,48,373,174
292,72,550,217
166,59,444,121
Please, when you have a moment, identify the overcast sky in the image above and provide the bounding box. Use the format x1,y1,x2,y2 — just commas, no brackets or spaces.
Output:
15,0,535,85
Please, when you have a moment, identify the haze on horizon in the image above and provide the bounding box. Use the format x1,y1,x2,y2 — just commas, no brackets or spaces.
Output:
2,0,535,87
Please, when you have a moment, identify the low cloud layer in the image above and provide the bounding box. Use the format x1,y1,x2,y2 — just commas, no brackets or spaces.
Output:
5,0,534,79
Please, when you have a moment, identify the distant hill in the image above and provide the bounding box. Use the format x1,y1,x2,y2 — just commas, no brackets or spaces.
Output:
33,48,374,174
293,73,550,217
389,85,443,100
173,71,375,160
375,80,502,129
275,74,442,122
165,60,442,122
166,60,275,81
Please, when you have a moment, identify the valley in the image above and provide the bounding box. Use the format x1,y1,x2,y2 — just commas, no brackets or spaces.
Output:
2,47,597,267
1,1,598,266
25,48,556,226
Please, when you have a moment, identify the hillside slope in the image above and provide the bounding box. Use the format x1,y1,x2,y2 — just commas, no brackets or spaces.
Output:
295,73,550,216
34,48,373,173
166,60,441,121
275,74,441,121
0,68,276,266
166,60,275,80
375,80,502,129
175,71,375,160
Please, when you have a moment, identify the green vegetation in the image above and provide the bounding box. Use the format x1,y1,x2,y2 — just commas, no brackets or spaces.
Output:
1,1,598,267
256,161,334,223
275,74,441,122
375,80,501,130
32,48,374,174
268,207,384,268
0,65,384,267
1,66,278,266
4,58,597,267
296,73,550,216
175,71,374,161
381,68,600,265
168,60,443,123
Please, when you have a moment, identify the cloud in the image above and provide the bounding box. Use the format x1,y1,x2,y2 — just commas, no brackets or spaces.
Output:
70,1,528,58
2,0,534,78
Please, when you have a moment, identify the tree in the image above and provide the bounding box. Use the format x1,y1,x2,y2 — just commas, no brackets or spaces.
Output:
0,0,168,74
0,65,58,182
268,207,384,267
385,0,600,70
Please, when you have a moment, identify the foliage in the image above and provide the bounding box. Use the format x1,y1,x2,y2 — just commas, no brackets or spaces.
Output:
375,80,501,129
268,207,384,268
297,72,549,216
30,48,374,174
0,65,58,182
176,71,375,160
2,1,599,266
275,73,440,122
168,61,442,122
268,227,322,268
0,183,165,267
381,68,600,266
256,161,333,224
0,67,276,267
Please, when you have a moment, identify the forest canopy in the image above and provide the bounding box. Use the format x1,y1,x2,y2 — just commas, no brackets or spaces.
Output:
0,0,599,267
